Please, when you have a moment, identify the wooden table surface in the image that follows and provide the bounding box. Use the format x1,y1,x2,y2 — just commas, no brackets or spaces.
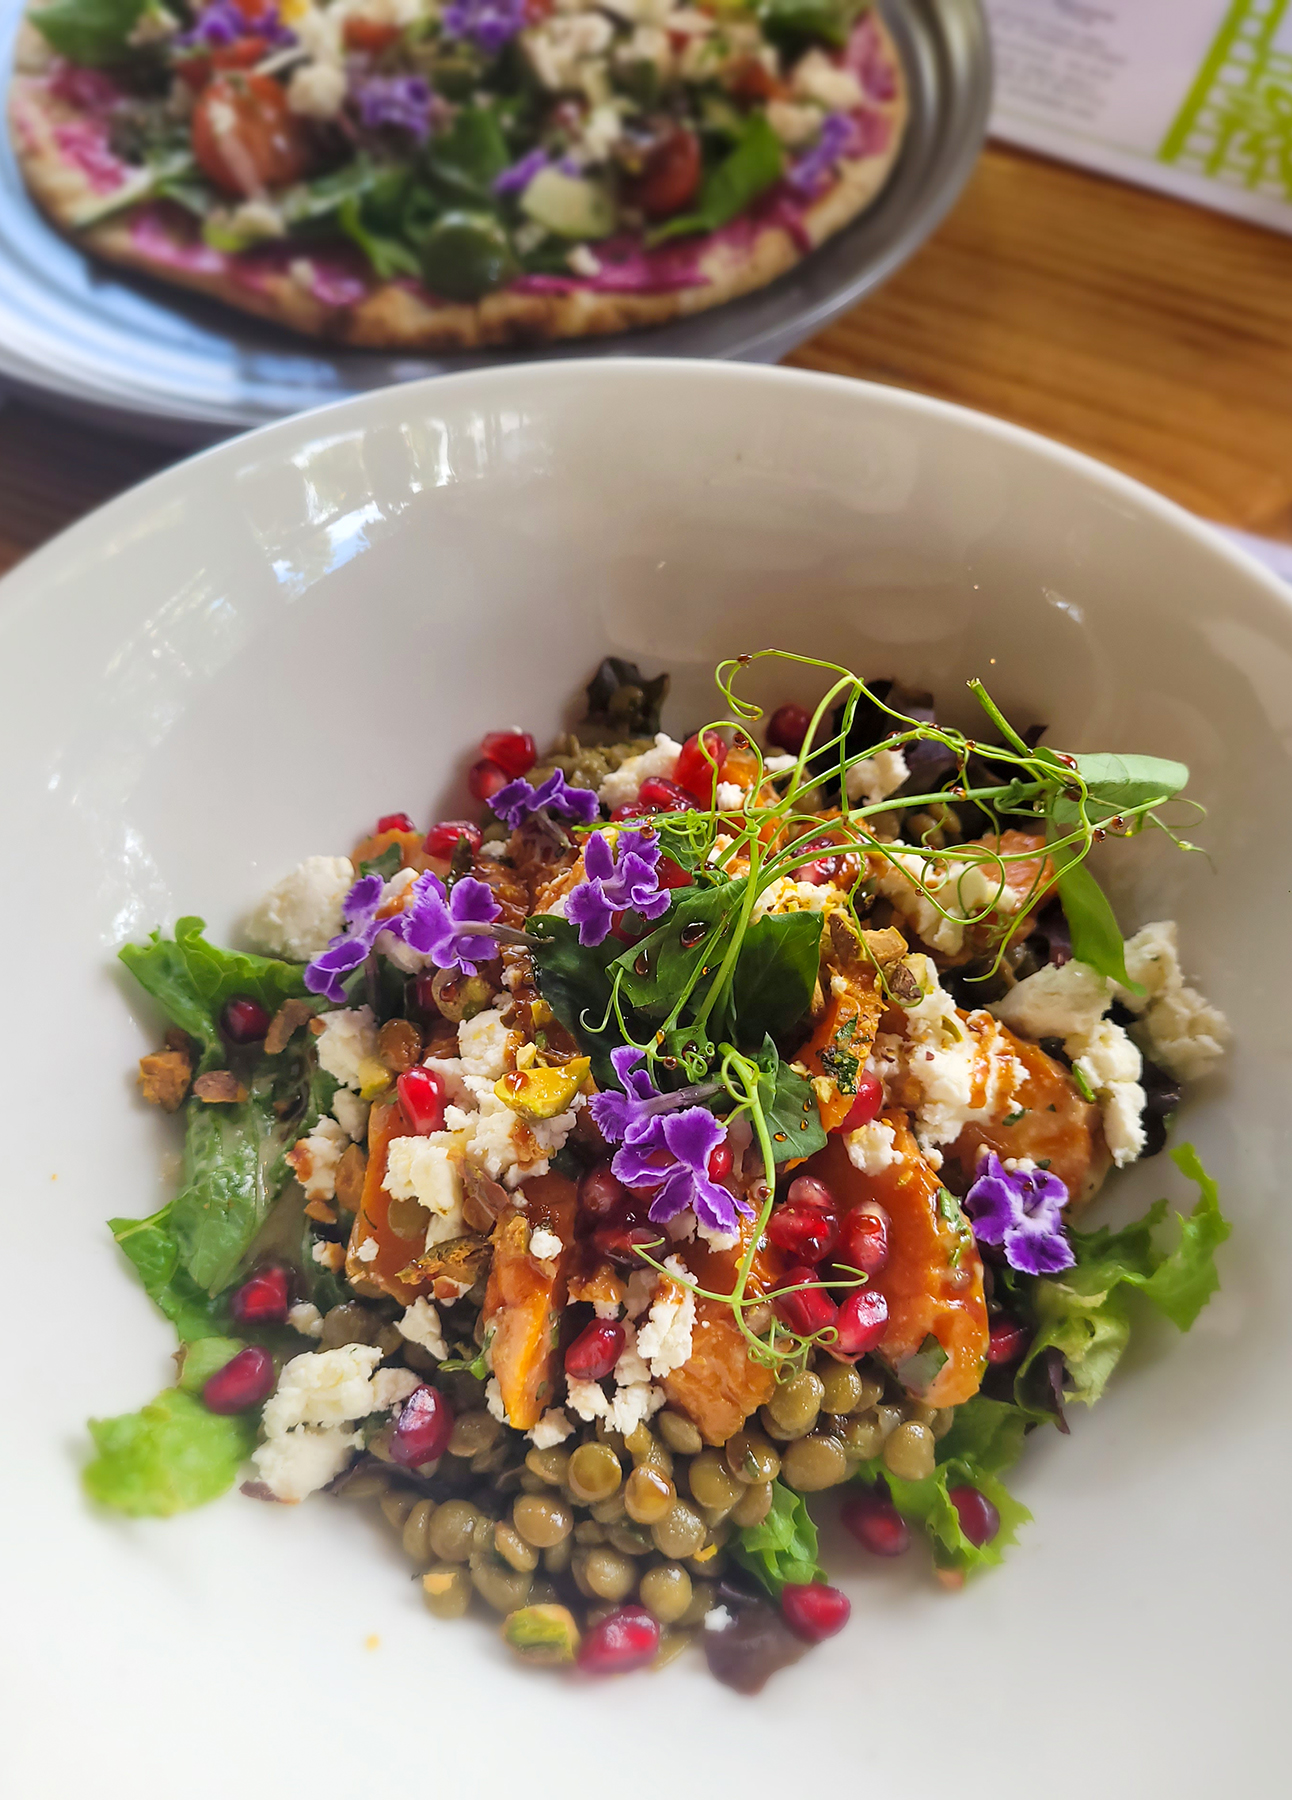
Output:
5,141,1292,579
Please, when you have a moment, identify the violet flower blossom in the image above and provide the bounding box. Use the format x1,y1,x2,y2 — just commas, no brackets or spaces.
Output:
178,0,294,48
441,0,526,56
304,873,391,1004
963,1153,1075,1276
593,1046,741,1235
566,829,669,947
590,1045,716,1148
351,73,435,142
394,870,501,977
490,769,600,830
786,113,854,198
493,148,549,196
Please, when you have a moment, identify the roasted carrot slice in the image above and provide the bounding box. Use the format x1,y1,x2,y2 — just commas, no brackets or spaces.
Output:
483,1172,576,1431
949,1031,1108,1205
345,1098,428,1306
661,1215,781,1445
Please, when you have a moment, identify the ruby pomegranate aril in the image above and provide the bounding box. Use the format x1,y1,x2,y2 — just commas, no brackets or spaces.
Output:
841,1489,910,1557
766,703,812,755
203,1346,276,1414
390,1384,454,1467
221,995,272,1044
565,1319,626,1382
230,1264,291,1327
480,729,536,779
948,1484,1000,1547
467,758,509,804
780,1581,852,1643
673,730,727,805
657,856,693,890
838,1074,884,1134
839,1205,889,1276
766,1202,839,1264
591,1223,658,1268
832,1286,888,1356
424,819,482,861
397,1065,446,1136
987,1315,1030,1365
578,1161,630,1223
786,1175,836,1211
774,1265,838,1338
636,776,696,813
577,1604,660,1675
376,812,416,834
707,1141,734,1182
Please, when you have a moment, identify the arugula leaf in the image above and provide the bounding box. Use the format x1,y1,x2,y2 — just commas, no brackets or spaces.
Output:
756,0,860,50
337,194,422,280
31,0,146,64
357,841,404,881
120,917,308,1070
650,113,783,243
727,910,823,1047
1049,843,1136,989
176,1337,244,1394
425,106,509,207
109,1207,232,1341
84,1388,255,1517
612,882,747,1014
1015,1143,1229,1409
753,1044,826,1164
732,1479,825,1594
171,1092,282,1295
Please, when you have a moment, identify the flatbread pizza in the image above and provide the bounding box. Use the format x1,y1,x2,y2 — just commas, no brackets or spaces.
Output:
8,0,909,349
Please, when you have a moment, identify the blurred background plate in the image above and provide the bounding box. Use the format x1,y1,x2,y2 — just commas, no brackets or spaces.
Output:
0,0,989,443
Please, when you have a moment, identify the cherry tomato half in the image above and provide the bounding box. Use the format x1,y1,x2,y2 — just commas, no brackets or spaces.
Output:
192,73,312,199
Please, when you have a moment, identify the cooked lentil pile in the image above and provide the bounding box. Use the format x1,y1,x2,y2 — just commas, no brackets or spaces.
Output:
97,652,1231,1689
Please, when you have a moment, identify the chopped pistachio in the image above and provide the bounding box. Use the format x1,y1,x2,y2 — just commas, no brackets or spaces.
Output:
501,1603,581,1665
494,1059,590,1121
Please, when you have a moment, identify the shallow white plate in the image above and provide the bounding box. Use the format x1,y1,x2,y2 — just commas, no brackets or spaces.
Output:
1,361,1285,1799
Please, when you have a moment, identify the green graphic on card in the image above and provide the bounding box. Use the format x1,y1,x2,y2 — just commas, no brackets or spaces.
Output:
1162,0,1292,194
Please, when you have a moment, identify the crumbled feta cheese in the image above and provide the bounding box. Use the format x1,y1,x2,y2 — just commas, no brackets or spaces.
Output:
523,13,613,89
528,1409,574,1449
877,847,1025,958
767,99,824,147
581,103,622,161
634,1257,696,1379
287,59,348,119
315,1006,379,1090
246,855,354,961
764,753,798,775
992,959,1110,1045
844,1119,898,1175
592,1297,623,1320
485,1377,507,1422
458,1008,513,1081
529,1226,564,1261
331,1088,370,1142
1119,920,1230,1081
251,1425,361,1502
750,876,840,921
311,1240,344,1271
791,47,864,110
884,961,1023,1155
286,1115,347,1200
287,1,342,63
565,1377,609,1422
704,1605,734,1632
598,733,683,808
845,747,909,806
355,1237,379,1263
287,1301,324,1338
715,781,745,811
479,839,509,860
383,1135,465,1247
625,1267,657,1319
372,1367,420,1411
397,1297,447,1359
1072,1019,1145,1168
262,1344,383,1436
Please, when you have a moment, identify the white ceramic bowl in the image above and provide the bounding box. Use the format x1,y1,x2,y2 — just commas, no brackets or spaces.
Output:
1,362,1285,1799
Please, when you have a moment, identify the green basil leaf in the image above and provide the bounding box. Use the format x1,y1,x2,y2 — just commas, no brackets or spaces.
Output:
31,0,146,64
728,910,823,1047
83,1388,255,1517
649,113,783,244
525,916,635,1088
755,1048,826,1164
175,1337,244,1394
120,917,309,1070
731,1479,825,1595
611,882,747,1014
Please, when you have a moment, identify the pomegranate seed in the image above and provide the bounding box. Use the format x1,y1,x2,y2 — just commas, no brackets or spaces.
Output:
766,1202,839,1264
839,1074,884,1134
565,1319,626,1381
577,1604,659,1675
376,812,415,834
203,1346,275,1414
780,1581,851,1643
221,995,271,1044
468,758,509,803
673,730,727,805
657,856,693,890
839,1205,889,1276
591,1224,657,1268
791,835,839,883
636,776,695,813
579,1161,630,1223
832,1286,888,1356
230,1265,290,1326
948,1484,1000,1547
390,1384,454,1467
396,1065,446,1136
987,1316,1030,1365
841,1488,910,1557
774,1265,838,1337
707,1141,734,1182
786,1175,836,1211
767,703,812,754
424,819,482,861
480,729,536,778
609,803,642,823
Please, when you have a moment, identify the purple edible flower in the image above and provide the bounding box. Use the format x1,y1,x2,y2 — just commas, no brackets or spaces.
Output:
566,829,669,948
493,147,549,196
441,0,526,56
963,1153,1075,1276
614,1108,745,1236
351,73,435,142
590,1045,716,1148
394,870,502,977
177,0,295,49
490,769,600,830
786,112,854,198
304,873,390,1004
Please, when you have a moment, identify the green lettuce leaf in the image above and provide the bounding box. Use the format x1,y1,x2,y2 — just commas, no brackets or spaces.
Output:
176,1337,244,1394
31,0,146,64
108,1207,232,1341
732,1479,826,1595
83,1388,255,1516
120,916,308,1070
171,1091,282,1295
1016,1142,1229,1408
